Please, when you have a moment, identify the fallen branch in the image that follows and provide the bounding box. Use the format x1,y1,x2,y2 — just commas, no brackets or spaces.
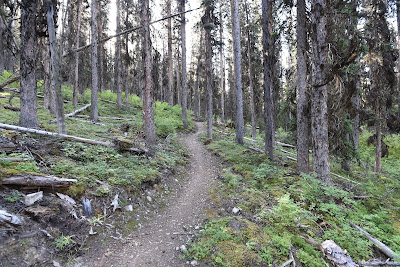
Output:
321,240,357,267
74,115,135,121
50,103,91,123
0,158,33,162
0,76,20,90
1,174,77,188
277,141,296,149
0,123,148,154
1,104,20,111
350,221,400,260
37,94,71,104
358,262,400,266
67,117,107,126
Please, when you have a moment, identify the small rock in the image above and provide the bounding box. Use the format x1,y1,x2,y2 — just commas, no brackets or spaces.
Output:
191,260,199,266
53,260,62,267
24,191,43,206
124,205,133,212
56,193,76,205
232,207,241,215
176,247,180,251
195,225,200,230
82,198,92,216
111,194,120,212
146,196,152,202
180,245,186,252
0,210,23,225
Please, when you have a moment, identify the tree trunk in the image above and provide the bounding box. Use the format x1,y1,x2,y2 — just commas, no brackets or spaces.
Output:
142,0,156,151
176,47,181,106
180,0,188,129
98,0,104,93
90,0,99,122
261,0,274,160
296,0,309,173
73,0,82,107
167,0,174,106
116,0,123,108
375,102,382,173
124,9,130,105
20,0,39,128
40,39,56,115
230,0,244,145
310,0,330,184
244,2,256,140
352,77,361,150
194,34,202,119
0,12,4,74
219,1,225,124
397,1,400,118
46,0,66,134
204,4,213,139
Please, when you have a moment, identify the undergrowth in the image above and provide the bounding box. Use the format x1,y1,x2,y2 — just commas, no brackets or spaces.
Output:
186,128,400,266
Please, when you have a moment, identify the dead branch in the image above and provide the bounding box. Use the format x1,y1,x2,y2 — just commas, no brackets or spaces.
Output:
0,76,20,90
1,104,20,111
74,115,135,121
67,117,107,126
1,174,77,188
357,262,400,266
0,158,33,162
49,103,91,123
350,221,400,260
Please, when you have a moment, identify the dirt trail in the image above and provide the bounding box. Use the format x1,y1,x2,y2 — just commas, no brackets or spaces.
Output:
80,122,217,266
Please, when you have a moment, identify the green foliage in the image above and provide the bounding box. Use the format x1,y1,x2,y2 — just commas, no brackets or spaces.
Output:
0,70,20,88
54,234,76,250
5,190,21,202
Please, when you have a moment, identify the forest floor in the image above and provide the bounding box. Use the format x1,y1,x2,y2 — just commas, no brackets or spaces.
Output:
74,121,218,266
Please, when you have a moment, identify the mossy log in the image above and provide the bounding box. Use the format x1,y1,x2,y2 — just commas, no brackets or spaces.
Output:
1,173,77,188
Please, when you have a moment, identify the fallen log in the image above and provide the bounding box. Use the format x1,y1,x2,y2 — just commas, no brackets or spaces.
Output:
37,94,71,104
67,117,107,126
0,76,20,90
74,115,135,121
1,174,77,188
0,123,148,154
49,103,91,123
0,158,33,162
320,240,357,267
350,221,400,260
358,262,400,266
1,104,20,111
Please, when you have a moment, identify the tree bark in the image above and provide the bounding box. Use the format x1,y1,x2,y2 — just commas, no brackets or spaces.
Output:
194,33,202,119
261,0,274,160
142,0,156,151
296,0,309,173
167,0,174,106
219,1,225,124
73,0,83,107
180,0,188,129
397,0,400,118
46,0,66,135
116,0,123,108
1,174,77,188
310,0,330,184
90,0,99,122
230,0,244,145
203,3,213,139
0,10,4,74
40,39,56,115
375,102,382,173
20,0,39,128
176,47,181,106
244,2,256,140
352,77,361,150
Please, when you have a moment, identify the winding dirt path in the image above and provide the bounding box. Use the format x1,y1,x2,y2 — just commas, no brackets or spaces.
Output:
82,122,217,266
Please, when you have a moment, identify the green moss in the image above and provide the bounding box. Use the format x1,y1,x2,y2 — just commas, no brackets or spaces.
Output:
68,182,86,197
214,241,263,266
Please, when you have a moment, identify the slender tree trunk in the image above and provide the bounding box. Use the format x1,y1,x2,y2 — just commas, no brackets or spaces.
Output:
230,0,244,145
0,13,4,74
194,37,202,119
244,2,256,140
20,0,38,128
180,0,188,129
261,0,273,160
116,0,123,108
73,0,83,107
59,0,70,60
296,0,309,173
90,0,99,122
167,0,174,106
98,1,104,93
352,77,361,150
176,47,181,106
267,0,276,145
142,0,156,151
125,29,130,105
204,4,213,139
219,1,225,124
46,0,66,134
40,39,56,115
397,1,400,118
310,0,330,184
375,102,382,173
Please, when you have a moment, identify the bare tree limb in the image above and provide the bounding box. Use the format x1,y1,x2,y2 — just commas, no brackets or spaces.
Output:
0,76,20,90
49,103,91,124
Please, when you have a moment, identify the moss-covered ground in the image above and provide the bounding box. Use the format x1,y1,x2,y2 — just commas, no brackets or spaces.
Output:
184,126,400,266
